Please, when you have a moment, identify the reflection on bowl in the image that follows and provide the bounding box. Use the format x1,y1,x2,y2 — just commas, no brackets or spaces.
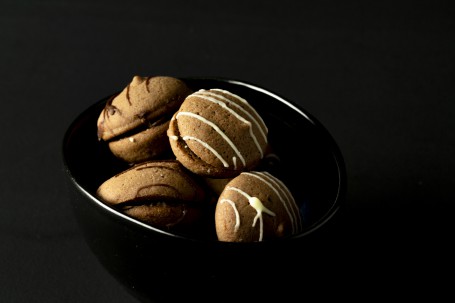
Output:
62,78,346,302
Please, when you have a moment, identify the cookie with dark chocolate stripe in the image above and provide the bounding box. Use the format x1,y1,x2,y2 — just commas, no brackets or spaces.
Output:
97,76,193,164
96,160,210,234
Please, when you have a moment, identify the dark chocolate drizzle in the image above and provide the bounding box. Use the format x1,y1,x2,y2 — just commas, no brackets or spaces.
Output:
136,183,181,199
134,163,204,202
98,94,120,139
118,195,187,209
106,112,172,142
102,94,121,120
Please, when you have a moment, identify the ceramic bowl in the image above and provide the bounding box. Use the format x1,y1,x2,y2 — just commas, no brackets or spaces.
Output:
62,77,346,302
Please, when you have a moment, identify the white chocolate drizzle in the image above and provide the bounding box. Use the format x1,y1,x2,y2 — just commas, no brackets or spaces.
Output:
182,135,229,168
225,185,276,242
243,171,302,234
211,89,268,134
176,111,246,168
219,199,241,232
191,89,268,157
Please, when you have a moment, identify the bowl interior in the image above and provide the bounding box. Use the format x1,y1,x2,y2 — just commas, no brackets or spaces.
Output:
63,77,346,242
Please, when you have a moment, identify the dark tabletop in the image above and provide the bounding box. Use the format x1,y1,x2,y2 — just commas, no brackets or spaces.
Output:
1,0,454,302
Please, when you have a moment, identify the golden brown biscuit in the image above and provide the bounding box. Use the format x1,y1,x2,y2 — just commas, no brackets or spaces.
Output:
214,171,302,242
168,89,268,178
96,160,209,233
107,121,171,163
97,76,193,163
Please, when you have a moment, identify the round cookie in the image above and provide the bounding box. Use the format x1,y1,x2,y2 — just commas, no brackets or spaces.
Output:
167,89,268,178
97,75,193,163
96,160,209,233
214,171,302,242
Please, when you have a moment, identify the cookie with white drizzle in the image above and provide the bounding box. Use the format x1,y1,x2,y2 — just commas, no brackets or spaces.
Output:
167,88,269,178
214,171,302,242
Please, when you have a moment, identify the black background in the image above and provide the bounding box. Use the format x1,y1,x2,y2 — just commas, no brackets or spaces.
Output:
1,0,454,302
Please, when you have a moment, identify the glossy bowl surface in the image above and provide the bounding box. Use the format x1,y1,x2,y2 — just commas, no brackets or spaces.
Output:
62,78,346,302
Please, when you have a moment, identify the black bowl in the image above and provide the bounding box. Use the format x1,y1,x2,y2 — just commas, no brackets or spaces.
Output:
62,78,346,302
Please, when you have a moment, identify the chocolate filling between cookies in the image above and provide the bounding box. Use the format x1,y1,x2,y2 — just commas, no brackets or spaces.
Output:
105,113,173,143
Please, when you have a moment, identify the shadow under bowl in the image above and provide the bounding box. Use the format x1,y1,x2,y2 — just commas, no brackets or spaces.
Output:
62,78,346,302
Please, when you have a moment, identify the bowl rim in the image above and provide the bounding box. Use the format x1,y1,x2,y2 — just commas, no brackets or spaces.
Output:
62,76,347,245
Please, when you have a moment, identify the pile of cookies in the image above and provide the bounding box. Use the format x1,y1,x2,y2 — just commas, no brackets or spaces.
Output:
96,75,302,242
